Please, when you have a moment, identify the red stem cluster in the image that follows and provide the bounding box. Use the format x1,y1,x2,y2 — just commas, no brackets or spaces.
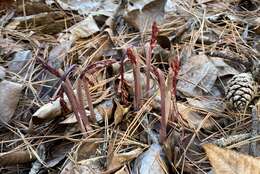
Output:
37,58,115,136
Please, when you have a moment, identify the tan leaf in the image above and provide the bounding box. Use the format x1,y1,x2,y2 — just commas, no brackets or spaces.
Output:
0,150,36,166
0,80,23,124
60,158,102,174
203,144,260,174
0,66,5,80
178,103,213,129
124,0,166,33
114,100,130,126
108,148,143,171
115,165,129,174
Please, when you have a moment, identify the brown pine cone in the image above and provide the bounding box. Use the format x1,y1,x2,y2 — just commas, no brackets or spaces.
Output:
226,73,258,110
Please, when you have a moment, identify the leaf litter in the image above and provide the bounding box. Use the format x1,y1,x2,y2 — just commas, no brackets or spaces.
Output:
0,0,259,173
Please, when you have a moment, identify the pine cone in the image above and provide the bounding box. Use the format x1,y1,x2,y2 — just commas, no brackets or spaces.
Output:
226,73,258,110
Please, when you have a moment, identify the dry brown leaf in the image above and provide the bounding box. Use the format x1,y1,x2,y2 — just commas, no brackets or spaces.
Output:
0,66,5,80
178,103,214,129
8,50,32,74
67,15,100,40
53,0,117,16
114,100,130,126
124,0,166,32
0,0,15,11
60,158,102,174
0,80,23,124
203,144,260,174
115,165,130,174
0,150,36,166
0,38,24,56
16,2,53,16
133,144,168,174
32,97,71,124
177,54,238,97
108,148,143,171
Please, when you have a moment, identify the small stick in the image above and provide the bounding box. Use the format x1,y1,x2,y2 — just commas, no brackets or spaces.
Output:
249,106,258,156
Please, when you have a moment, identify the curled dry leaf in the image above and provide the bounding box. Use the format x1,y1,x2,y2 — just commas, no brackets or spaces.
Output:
114,165,129,174
0,66,5,80
178,103,214,129
63,15,100,41
108,148,143,171
124,0,166,32
32,97,71,124
8,50,32,74
114,100,130,126
203,144,260,174
0,38,24,56
177,54,238,97
48,40,73,70
16,1,53,16
133,144,168,174
186,98,225,113
196,30,219,45
6,11,72,34
0,80,23,124
60,158,102,174
177,54,218,96
0,149,36,166
53,0,118,16
45,141,74,168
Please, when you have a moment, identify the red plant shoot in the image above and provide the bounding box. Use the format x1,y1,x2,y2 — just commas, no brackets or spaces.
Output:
127,47,142,110
145,22,159,98
170,58,180,121
152,66,167,143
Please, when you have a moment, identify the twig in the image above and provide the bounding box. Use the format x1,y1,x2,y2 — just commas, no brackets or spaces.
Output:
249,106,258,156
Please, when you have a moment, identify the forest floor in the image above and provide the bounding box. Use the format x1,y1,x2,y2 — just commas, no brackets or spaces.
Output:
0,0,259,173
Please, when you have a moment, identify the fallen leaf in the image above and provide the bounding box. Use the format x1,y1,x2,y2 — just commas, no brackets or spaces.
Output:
48,40,73,69
115,165,130,174
177,54,238,97
114,100,130,126
0,80,23,124
32,97,71,124
0,0,15,11
178,103,214,129
203,144,260,174
8,50,32,74
0,66,5,80
133,144,168,174
186,98,225,113
0,149,36,166
0,38,24,56
66,15,100,40
45,141,74,168
53,0,118,16
60,158,102,174
108,148,143,171
124,0,167,32
16,1,53,16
